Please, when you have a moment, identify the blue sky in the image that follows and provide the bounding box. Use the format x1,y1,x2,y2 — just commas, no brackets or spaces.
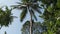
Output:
0,0,44,34
0,0,23,34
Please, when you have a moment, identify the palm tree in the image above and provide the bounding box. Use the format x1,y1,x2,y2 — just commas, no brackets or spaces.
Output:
12,0,41,34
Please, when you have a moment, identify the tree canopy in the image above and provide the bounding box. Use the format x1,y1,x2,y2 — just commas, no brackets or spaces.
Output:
40,0,60,34
0,6,13,28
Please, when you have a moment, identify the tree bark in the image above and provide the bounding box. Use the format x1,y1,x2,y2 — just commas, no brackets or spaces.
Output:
29,10,33,34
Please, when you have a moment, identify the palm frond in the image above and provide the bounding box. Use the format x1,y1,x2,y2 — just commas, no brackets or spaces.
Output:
36,9,42,14
11,4,27,9
33,8,42,14
16,2,23,4
22,0,30,3
30,9,37,21
11,5,21,9
20,8,27,22
31,4,42,14
11,0,42,22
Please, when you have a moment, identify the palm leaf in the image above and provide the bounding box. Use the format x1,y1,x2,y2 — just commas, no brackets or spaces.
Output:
36,8,42,14
11,4,27,9
22,0,30,3
33,8,42,14
30,9,37,21
20,8,27,22
11,0,42,22
16,2,23,4
11,5,21,9
31,4,42,14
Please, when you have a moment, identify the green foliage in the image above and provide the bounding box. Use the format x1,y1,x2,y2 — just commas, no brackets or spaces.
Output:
10,0,60,34
20,7,27,21
39,0,60,34
12,0,42,22
56,0,60,8
22,0,30,3
0,6,13,27
19,0,60,34
21,21,43,34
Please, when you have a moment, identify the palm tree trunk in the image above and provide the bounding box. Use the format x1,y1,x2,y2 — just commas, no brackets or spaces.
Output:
29,10,33,34
30,14,32,34
30,13,32,34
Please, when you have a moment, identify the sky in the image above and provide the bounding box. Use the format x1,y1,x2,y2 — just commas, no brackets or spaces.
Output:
0,0,23,34
0,0,44,34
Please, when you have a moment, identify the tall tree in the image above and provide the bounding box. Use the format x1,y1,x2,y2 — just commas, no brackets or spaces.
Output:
40,0,60,34
12,0,42,34
0,6,13,28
